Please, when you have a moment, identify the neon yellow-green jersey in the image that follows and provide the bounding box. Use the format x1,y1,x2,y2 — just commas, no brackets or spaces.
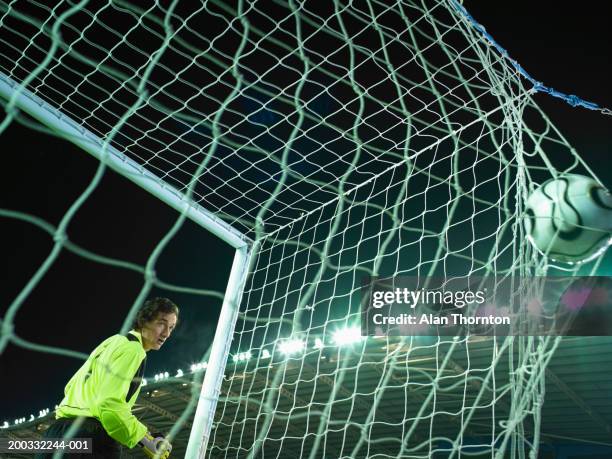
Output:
55,330,148,448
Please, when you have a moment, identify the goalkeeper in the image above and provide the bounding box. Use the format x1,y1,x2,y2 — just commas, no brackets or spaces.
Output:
36,298,179,458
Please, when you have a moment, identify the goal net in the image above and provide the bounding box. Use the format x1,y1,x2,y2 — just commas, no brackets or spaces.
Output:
0,0,607,458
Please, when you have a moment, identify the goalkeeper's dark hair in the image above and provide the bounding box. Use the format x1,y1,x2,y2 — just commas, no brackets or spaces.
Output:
134,297,179,331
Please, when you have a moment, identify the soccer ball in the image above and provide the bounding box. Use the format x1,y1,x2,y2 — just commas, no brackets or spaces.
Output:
524,174,612,263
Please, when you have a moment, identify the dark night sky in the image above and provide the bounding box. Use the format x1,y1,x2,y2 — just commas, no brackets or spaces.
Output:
1,1,611,423
465,1,612,193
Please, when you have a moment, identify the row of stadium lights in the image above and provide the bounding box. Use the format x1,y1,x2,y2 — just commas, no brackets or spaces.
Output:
2,408,51,428
233,326,362,362
1,327,363,428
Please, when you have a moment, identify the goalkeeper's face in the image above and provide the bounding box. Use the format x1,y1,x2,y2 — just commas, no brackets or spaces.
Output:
141,312,178,351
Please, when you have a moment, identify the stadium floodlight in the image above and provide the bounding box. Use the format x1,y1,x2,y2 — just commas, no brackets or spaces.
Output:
261,349,271,359
278,339,306,356
176,369,184,377
314,338,324,349
332,327,363,346
190,362,208,373
154,372,169,382
233,351,252,362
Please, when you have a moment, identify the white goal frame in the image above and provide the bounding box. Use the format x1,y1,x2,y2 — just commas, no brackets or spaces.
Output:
0,71,253,459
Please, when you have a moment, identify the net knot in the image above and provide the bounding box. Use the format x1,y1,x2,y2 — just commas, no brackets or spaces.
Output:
145,268,157,281
53,231,67,244
566,94,581,107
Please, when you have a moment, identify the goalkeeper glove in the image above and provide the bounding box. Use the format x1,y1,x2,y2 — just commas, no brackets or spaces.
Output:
139,432,172,458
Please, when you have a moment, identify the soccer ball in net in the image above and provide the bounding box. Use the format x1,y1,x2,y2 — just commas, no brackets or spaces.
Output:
525,174,612,263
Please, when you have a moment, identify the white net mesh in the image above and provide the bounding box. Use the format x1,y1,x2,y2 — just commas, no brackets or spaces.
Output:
0,0,608,458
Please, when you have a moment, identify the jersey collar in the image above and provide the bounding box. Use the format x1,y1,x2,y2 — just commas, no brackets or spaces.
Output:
128,329,144,347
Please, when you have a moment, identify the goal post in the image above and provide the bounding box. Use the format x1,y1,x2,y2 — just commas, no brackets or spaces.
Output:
0,70,253,458
186,245,252,459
